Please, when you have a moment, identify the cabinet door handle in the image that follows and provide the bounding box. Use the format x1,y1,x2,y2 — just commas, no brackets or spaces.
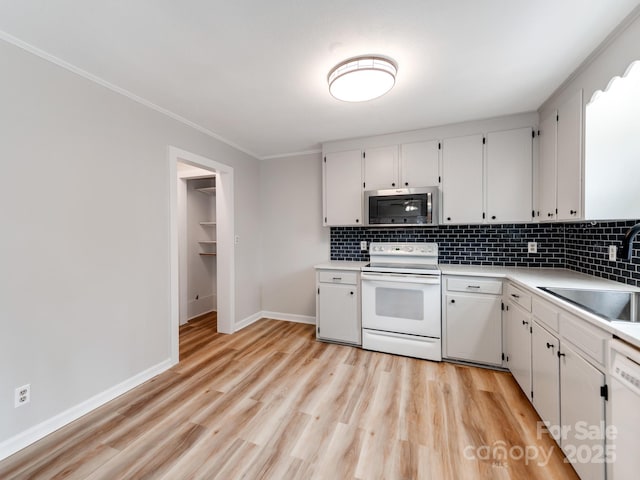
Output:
447,217,451,221
522,320,529,326
404,182,409,186
391,182,396,187
467,285,481,289
350,291,354,295
511,294,520,299
546,342,554,349
450,299,456,304
491,215,496,220
355,219,360,223
548,212,553,217
570,209,577,215
557,351,566,358
332,277,342,281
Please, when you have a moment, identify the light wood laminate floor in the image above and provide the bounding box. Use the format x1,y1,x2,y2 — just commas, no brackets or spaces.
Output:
0,314,579,479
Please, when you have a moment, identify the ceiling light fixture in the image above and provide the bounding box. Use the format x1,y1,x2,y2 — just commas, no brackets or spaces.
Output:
328,56,397,102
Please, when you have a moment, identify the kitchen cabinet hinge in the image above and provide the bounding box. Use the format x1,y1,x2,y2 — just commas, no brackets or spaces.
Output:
501,302,504,311
555,208,558,214
482,137,486,145
324,217,327,223
532,210,535,218
537,129,541,137
531,391,534,399
363,152,366,158
531,130,535,139
530,326,532,334
438,142,441,150
600,384,609,401
482,212,486,219
556,114,559,122
317,327,320,334
438,176,441,183
501,352,505,361
317,287,320,295
323,156,326,163
363,182,366,188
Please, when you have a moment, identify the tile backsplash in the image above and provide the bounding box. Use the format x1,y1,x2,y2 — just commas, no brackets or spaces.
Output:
565,220,640,286
331,220,640,287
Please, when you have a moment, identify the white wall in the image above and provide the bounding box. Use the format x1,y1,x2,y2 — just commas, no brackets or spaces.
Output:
537,8,640,223
585,62,640,219
260,153,330,318
0,39,261,451
539,8,640,118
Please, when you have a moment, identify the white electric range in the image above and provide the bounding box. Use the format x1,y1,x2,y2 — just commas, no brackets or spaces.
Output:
360,242,442,361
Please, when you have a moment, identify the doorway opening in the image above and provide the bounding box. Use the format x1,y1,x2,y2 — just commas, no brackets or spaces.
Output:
169,147,235,364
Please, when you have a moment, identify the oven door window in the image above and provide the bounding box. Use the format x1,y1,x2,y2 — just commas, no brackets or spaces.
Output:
375,287,424,320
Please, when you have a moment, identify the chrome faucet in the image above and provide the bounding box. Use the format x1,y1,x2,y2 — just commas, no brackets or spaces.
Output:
620,223,640,260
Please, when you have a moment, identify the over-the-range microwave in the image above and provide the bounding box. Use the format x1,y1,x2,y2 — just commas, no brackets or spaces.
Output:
364,186,439,226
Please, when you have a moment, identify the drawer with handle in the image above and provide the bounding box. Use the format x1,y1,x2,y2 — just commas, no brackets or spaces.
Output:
507,283,532,312
318,270,358,285
446,277,502,295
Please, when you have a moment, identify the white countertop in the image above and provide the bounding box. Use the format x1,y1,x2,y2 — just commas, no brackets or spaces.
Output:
439,265,640,348
314,261,369,271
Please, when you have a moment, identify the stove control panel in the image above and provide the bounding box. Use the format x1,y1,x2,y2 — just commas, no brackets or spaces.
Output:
369,242,438,256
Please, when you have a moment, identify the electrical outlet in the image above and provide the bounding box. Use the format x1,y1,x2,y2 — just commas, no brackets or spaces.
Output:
609,245,617,261
15,384,30,408
360,241,368,251
528,242,538,254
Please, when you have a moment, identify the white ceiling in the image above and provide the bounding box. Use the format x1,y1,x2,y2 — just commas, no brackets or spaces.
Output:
0,0,638,159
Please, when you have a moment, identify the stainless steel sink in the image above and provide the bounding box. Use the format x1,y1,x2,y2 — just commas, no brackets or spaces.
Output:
539,287,640,323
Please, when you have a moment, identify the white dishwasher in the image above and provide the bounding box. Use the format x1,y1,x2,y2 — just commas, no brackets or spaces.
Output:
609,338,640,479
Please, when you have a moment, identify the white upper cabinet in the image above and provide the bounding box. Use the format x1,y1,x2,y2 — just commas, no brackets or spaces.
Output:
400,140,440,188
323,150,363,226
486,127,533,223
363,145,399,191
537,89,583,221
538,110,558,220
556,89,582,220
441,134,484,224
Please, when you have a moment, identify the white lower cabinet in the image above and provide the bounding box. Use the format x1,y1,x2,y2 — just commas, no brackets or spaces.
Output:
316,269,361,345
531,321,560,441
443,276,503,365
559,342,606,480
513,291,609,480
504,296,532,397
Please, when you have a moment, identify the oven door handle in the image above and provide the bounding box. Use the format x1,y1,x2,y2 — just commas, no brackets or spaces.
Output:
361,272,441,285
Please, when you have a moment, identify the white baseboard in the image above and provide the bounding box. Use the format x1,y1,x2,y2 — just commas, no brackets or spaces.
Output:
187,308,216,322
187,294,216,320
234,311,264,332
0,358,174,462
261,311,316,325
234,310,315,332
